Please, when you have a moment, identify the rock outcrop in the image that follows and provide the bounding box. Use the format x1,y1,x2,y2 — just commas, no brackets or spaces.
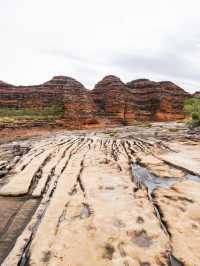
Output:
0,75,190,128
154,81,190,120
0,79,62,109
126,79,189,121
0,76,98,129
44,76,98,128
91,75,135,125
1,123,200,265
91,76,189,124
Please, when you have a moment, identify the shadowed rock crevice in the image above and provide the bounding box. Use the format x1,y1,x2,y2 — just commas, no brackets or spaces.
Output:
130,163,185,265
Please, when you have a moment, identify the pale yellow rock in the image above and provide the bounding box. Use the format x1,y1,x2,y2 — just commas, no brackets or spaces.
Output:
32,139,76,197
139,154,185,178
158,143,200,176
155,180,200,266
28,144,169,266
28,144,90,266
2,139,79,266
0,148,54,196
1,125,200,266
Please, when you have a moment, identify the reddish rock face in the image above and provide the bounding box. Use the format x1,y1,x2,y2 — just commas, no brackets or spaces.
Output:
51,76,98,129
0,75,190,128
154,81,189,121
92,76,189,124
126,79,189,121
91,75,134,125
126,79,160,121
0,76,98,129
0,79,63,109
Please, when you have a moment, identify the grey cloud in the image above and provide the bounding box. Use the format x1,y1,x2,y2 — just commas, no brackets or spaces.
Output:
1,0,200,93
111,50,200,91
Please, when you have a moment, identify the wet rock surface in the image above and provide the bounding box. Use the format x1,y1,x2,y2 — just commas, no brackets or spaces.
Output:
0,197,39,264
0,122,199,266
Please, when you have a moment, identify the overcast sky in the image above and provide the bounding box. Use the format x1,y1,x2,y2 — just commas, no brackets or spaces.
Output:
0,0,200,92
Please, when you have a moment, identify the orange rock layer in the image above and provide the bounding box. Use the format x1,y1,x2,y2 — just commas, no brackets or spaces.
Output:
0,75,190,128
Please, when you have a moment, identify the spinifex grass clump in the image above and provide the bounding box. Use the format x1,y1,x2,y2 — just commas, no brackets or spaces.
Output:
184,98,200,127
0,104,64,124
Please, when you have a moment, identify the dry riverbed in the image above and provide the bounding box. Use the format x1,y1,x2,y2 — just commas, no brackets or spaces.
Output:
0,122,199,266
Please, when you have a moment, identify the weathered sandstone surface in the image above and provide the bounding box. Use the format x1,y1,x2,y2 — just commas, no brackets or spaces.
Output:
0,122,199,265
0,75,189,128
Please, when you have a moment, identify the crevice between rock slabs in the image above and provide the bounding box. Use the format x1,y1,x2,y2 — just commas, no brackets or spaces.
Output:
28,154,52,195
130,163,184,266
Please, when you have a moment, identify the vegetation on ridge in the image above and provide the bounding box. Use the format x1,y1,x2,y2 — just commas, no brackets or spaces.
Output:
184,98,200,127
0,105,64,124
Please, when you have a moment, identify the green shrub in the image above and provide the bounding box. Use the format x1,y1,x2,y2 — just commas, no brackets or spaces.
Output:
184,98,200,115
0,104,64,124
192,112,199,120
184,98,200,127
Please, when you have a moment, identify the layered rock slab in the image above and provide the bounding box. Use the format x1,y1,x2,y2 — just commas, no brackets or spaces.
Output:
157,143,200,176
2,135,171,266
24,140,169,266
154,180,200,266
1,124,200,266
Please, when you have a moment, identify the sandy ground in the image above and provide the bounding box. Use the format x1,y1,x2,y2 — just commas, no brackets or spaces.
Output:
0,122,199,266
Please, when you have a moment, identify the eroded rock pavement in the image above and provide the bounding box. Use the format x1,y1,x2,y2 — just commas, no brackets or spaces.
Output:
0,122,200,266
